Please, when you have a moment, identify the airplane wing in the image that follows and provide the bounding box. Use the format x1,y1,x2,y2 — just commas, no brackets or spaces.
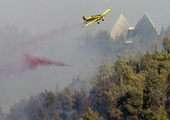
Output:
82,19,98,27
101,7,111,16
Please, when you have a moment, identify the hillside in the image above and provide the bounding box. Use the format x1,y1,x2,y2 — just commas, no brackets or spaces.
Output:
1,26,170,119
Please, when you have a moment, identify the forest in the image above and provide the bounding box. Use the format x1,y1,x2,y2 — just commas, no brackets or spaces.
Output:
1,24,170,120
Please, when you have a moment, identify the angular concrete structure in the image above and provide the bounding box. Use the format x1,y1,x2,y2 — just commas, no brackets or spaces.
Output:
110,13,159,42
135,13,159,36
110,14,130,40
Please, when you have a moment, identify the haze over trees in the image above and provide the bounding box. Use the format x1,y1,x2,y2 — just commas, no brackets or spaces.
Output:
1,23,170,119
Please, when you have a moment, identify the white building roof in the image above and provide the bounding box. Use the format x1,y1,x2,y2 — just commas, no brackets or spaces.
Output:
110,14,130,40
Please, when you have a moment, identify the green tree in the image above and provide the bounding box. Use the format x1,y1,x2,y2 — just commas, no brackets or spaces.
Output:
79,107,104,120
89,62,122,119
119,86,143,119
72,89,89,119
154,106,168,120
162,36,170,53
6,100,28,120
57,87,74,120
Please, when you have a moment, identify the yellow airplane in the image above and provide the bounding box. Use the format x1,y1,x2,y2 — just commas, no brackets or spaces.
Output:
82,7,111,27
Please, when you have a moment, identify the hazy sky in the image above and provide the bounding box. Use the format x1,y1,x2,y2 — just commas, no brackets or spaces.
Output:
0,0,170,113
0,0,169,34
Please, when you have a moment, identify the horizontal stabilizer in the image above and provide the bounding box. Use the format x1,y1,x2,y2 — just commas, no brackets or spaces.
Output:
83,16,86,20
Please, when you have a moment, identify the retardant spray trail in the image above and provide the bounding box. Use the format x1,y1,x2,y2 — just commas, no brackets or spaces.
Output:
24,54,71,69
17,23,81,52
0,54,70,78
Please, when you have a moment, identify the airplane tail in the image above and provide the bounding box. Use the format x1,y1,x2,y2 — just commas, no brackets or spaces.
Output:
82,16,86,20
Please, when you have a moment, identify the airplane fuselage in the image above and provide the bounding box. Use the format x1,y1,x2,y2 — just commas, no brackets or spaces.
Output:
82,15,103,23
82,7,111,27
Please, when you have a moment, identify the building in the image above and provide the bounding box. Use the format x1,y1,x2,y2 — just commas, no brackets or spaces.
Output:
110,13,159,43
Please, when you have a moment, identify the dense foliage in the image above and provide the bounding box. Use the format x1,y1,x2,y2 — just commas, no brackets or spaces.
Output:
1,25,170,120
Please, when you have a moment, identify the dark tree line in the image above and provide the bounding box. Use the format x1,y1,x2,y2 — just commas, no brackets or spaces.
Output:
1,36,170,120
1,24,170,120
